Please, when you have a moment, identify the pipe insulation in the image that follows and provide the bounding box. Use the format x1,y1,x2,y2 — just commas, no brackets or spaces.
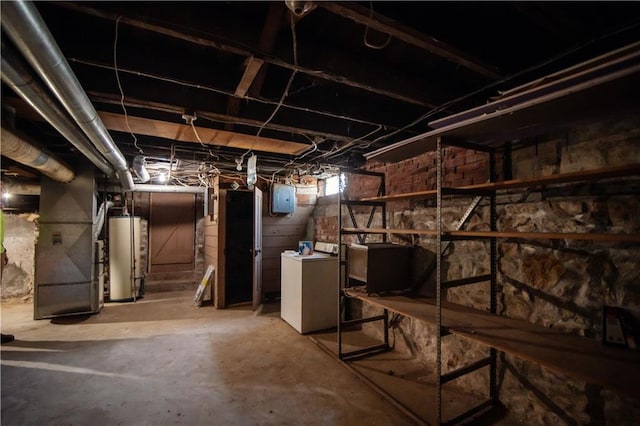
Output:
94,200,114,239
131,184,206,194
1,126,75,182
2,182,41,196
1,44,114,177
1,1,134,191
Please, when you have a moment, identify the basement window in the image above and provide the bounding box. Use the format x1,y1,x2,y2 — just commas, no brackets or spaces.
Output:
324,174,345,196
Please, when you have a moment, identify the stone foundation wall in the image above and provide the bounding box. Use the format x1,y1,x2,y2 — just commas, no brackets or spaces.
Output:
1,214,37,300
316,114,640,423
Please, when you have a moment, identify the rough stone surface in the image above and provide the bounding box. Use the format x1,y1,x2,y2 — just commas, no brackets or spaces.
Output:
315,114,640,424
1,214,37,300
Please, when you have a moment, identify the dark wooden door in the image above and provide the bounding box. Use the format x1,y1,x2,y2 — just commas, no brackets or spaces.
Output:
224,191,254,305
150,193,195,273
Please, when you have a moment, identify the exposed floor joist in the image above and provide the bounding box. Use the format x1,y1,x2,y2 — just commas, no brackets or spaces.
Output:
97,111,309,155
226,56,263,131
84,92,359,144
247,1,286,99
58,2,435,108
318,2,503,80
233,57,265,99
68,57,397,129
226,2,283,132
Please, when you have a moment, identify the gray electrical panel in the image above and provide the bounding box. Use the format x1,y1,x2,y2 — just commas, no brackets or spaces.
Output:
272,183,295,214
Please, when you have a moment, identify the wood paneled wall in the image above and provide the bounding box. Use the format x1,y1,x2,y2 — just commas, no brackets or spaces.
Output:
204,178,318,305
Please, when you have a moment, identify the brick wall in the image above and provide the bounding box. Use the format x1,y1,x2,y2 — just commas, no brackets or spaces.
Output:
312,113,640,424
372,146,503,195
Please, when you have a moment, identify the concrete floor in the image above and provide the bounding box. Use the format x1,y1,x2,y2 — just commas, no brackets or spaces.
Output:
1,291,416,426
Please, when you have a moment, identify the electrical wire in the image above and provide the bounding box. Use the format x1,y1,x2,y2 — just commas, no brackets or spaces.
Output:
242,13,300,162
188,116,219,161
71,58,388,129
114,17,143,155
268,137,319,182
321,124,384,160
363,1,392,50
366,19,640,147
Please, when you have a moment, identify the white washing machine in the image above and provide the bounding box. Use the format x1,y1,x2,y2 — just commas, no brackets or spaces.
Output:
280,248,339,334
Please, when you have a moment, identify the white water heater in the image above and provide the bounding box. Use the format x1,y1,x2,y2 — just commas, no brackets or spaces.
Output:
109,216,142,302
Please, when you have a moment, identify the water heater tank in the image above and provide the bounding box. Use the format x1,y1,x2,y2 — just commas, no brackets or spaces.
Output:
108,216,142,302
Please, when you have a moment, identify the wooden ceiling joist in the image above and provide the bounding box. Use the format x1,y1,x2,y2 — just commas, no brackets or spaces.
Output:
318,2,503,80
248,1,286,99
58,2,434,108
226,2,282,132
234,57,265,98
97,111,309,155
85,92,357,144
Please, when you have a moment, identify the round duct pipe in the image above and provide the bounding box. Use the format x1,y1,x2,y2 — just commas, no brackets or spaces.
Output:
1,44,114,177
2,182,41,196
1,1,134,191
1,126,75,183
132,156,151,183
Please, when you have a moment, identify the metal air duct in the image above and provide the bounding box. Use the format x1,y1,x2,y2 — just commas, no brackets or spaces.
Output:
2,182,41,196
94,200,114,240
1,126,75,182
1,43,114,177
1,1,134,191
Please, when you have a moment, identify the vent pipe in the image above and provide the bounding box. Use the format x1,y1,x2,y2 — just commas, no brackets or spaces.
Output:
94,200,114,240
1,126,75,182
2,1,134,191
1,44,114,177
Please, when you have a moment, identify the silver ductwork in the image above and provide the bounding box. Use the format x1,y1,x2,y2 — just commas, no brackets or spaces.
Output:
2,182,41,196
94,200,114,240
1,126,75,182
132,156,151,183
2,1,134,191
132,184,206,194
1,43,114,177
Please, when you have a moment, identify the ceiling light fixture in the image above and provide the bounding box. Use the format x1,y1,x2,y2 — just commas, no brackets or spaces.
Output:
285,1,315,17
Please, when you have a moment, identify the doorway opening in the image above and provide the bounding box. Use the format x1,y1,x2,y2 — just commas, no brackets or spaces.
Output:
224,191,253,305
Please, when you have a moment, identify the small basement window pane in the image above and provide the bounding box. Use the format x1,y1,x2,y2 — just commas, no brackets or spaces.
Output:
324,175,340,196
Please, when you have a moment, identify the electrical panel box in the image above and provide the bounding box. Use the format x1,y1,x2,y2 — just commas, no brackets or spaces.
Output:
272,183,295,214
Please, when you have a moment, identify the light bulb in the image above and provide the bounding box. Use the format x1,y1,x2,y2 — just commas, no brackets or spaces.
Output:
1,192,10,200
235,157,243,171
157,172,168,183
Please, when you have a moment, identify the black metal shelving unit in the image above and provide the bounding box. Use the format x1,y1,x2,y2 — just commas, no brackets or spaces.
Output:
337,167,390,360
334,45,640,424
435,136,499,425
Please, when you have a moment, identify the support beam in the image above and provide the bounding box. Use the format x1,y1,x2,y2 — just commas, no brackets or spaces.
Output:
68,57,392,129
97,111,309,155
248,1,285,98
7,92,366,155
234,57,265,98
226,56,264,132
80,92,358,144
58,2,433,107
318,2,503,80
